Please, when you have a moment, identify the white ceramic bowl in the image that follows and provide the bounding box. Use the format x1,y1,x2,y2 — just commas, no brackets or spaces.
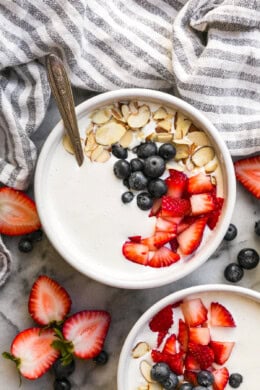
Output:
35,89,236,289
117,284,260,389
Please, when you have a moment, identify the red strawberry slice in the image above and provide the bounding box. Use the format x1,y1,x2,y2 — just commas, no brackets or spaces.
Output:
28,275,72,326
184,353,200,370
210,302,236,327
3,328,59,379
177,319,189,352
190,193,215,215
234,155,260,199
189,327,211,345
155,217,177,234
181,298,208,327
149,304,173,333
210,341,235,365
188,342,214,369
166,170,187,198
141,232,176,250
149,246,180,268
177,217,208,255
122,241,149,265
157,331,167,348
151,350,184,375
177,216,197,234
207,197,224,230
161,196,191,218
169,237,179,252
0,187,41,236
184,370,198,386
62,310,111,359
149,198,162,217
128,235,141,243
162,334,177,355
212,367,229,390
187,172,215,194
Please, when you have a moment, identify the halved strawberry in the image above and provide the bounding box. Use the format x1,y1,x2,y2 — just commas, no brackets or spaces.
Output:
207,197,224,230
184,353,200,370
177,217,208,255
151,350,184,375
184,370,198,386
0,187,41,236
212,367,229,390
188,342,214,369
149,246,180,268
177,319,189,352
161,196,191,218
3,328,59,379
165,170,187,198
28,275,72,326
149,198,162,217
62,310,110,359
234,155,260,199
122,241,149,265
149,304,173,333
162,334,177,355
141,232,176,250
176,216,197,234
189,327,210,345
210,302,236,327
155,217,177,234
187,172,215,194
190,193,215,215
210,341,235,365
181,298,208,327
128,235,141,243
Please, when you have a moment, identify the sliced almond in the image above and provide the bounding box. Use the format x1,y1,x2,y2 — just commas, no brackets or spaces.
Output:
165,107,176,116
211,175,217,185
191,145,215,167
121,104,130,121
139,360,155,383
153,107,168,120
85,130,97,151
187,131,210,147
95,149,110,163
62,134,74,154
157,133,173,143
185,157,195,172
111,107,125,122
146,133,158,142
148,383,163,390
127,105,150,128
85,122,94,135
95,120,126,146
119,130,133,148
174,143,190,160
189,123,200,132
174,112,192,139
171,138,192,145
90,145,104,161
129,100,139,114
156,118,172,132
166,160,185,171
132,342,151,358
205,158,218,173
138,385,149,390
91,108,111,124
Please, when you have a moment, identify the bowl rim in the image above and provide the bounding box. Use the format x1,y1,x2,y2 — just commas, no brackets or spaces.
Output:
117,283,260,389
35,88,236,289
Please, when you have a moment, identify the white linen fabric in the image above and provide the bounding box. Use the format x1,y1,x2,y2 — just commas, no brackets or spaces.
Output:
0,0,259,285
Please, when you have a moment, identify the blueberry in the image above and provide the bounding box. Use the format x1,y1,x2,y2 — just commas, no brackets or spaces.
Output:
112,144,128,159
130,158,144,172
224,263,244,283
137,142,157,159
26,229,43,242
193,387,209,390
128,171,148,191
93,350,109,365
237,248,259,270
161,371,179,389
54,378,71,390
224,224,237,241
113,159,131,179
150,362,170,383
197,370,214,386
229,373,243,388
179,384,193,390
121,191,134,204
53,358,75,379
255,220,260,236
148,179,168,198
18,238,33,253
132,146,138,154
136,192,153,210
158,143,176,161
123,178,130,189
143,156,166,178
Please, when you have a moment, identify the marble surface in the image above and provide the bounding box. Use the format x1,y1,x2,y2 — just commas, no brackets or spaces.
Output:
0,89,259,390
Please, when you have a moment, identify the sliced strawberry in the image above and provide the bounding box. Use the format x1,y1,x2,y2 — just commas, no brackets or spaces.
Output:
190,193,215,215
161,196,191,218
169,237,179,252
177,216,197,234
188,342,214,369
162,334,177,355
210,302,236,327
157,331,167,348
141,232,176,250
155,217,177,234
149,198,162,217
183,370,198,386
149,304,173,333
151,350,184,375
128,235,141,243
0,187,41,236
207,197,224,230
28,275,72,326
62,310,110,359
122,241,149,265
177,217,208,255
189,327,210,345
177,319,189,352
166,170,187,198
210,341,235,365
212,367,229,390
149,246,180,268
234,155,260,199
3,328,59,379
184,353,200,370
163,216,183,225
181,298,208,327
187,172,215,194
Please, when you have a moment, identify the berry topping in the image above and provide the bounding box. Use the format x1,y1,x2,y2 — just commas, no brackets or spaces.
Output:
210,302,236,327
141,231,177,250
158,143,176,161
197,370,214,387
189,327,210,346
229,373,243,388
130,158,144,172
128,171,148,190
149,304,173,333
255,220,260,236
234,155,260,199
188,342,214,370
224,263,244,283
190,193,215,215
149,246,180,268
148,178,168,198
177,217,207,255
93,350,109,365
187,172,214,194
122,242,149,265
136,191,153,210
184,370,198,386
54,378,71,390
212,367,229,390
143,155,166,178
161,371,179,389
111,143,128,159
184,353,200,371
113,159,131,179
161,196,191,218
162,334,177,355
53,357,75,379
237,247,259,269
166,170,187,198
121,191,134,204
181,298,208,327
207,197,224,230
151,350,184,375
150,362,171,383
177,319,189,352
18,237,33,253
224,223,237,241
155,217,177,234
210,340,235,365
137,141,157,158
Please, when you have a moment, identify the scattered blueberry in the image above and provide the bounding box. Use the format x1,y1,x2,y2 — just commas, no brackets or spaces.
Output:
179,384,193,390
137,142,157,159
237,248,259,270
113,160,131,179
229,373,243,388
255,220,260,236
161,371,179,390
132,146,138,154
129,171,148,191
150,362,171,383
54,378,71,390
224,263,244,283
123,178,130,189
143,155,166,178
136,192,153,210
158,143,176,161
193,387,209,390
26,229,43,242
18,238,33,253
224,224,237,241
53,358,75,379
148,179,168,198
121,191,134,204
112,144,128,159
93,350,109,365
130,158,144,172
197,370,214,386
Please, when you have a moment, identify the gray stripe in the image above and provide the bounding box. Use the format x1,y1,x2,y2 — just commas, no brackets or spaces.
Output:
203,48,260,67
133,0,173,24
0,94,18,165
209,32,260,49
172,35,193,73
208,14,260,31
1,27,34,61
162,0,184,11
217,121,260,132
197,67,260,85
227,137,260,150
10,69,25,119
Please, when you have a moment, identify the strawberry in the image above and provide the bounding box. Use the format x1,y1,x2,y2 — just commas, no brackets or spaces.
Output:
212,367,229,390
0,187,41,236
162,334,177,355
151,350,184,375
122,241,149,265
184,370,198,386
188,342,214,369
184,353,200,370
181,298,208,327
234,155,260,199
210,302,236,327
177,217,208,255
149,304,173,332
165,170,187,198
28,275,72,326
157,331,167,348
177,319,189,352
62,310,111,359
128,235,141,243
169,237,179,252
187,172,215,194
149,246,180,268
189,327,211,345
176,216,197,234
207,197,224,230
3,328,59,379
210,341,235,365
141,232,176,250
161,196,191,218
190,193,215,215
155,217,177,234
149,198,162,217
